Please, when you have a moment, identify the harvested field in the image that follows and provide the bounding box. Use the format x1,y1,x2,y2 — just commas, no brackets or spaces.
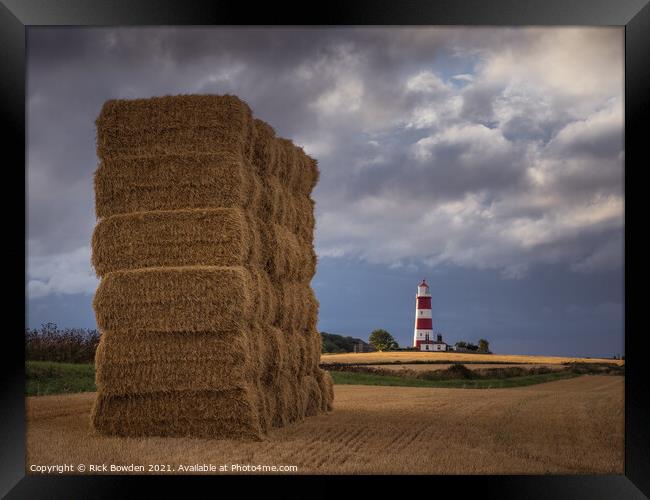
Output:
27,375,623,474
364,363,566,372
320,351,624,366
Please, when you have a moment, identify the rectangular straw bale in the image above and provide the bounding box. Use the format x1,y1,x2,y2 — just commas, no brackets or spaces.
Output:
95,326,289,395
274,138,318,196
93,373,330,438
91,208,260,276
251,119,318,196
96,95,255,162
93,266,277,332
92,208,316,282
276,282,319,331
314,368,334,412
252,118,278,177
262,372,329,427
257,222,317,283
95,330,257,395
288,194,316,243
304,327,325,369
94,153,262,219
92,388,264,439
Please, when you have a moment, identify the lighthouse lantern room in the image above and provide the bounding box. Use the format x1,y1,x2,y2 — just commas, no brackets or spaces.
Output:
413,279,446,351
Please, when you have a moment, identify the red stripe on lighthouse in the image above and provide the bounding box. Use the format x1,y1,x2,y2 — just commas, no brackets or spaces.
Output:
417,296,431,309
416,318,432,329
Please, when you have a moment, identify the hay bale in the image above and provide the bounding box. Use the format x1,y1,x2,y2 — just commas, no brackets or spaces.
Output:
92,208,257,276
92,388,264,439
96,95,256,162
93,266,278,332
92,208,316,282
94,326,312,395
95,329,264,395
94,152,261,220
91,94,333,440
276,282,319,331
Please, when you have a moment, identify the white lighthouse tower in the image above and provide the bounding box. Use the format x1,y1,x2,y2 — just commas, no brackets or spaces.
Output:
413,279,434,350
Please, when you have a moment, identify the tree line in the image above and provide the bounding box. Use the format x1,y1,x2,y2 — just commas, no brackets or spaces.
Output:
25,323,491,362
25,323,100,364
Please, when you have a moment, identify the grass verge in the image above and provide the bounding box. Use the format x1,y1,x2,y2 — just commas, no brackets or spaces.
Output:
26,361,95,396
327,369,581,389
25,360,592,396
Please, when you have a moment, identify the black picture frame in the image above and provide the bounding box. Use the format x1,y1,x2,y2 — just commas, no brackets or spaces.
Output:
3,0,648,496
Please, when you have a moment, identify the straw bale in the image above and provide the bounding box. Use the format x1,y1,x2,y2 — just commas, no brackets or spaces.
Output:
92,388,264,439
96,95,255,163
94,328,262,395
94,326,307,395
94,152,262,219
92,208,257,276
251,118,318,196
251,118,278,176
315,368,334,412
93,266,278,332
92,370,332,439
92,205,316,280
276,282,319,331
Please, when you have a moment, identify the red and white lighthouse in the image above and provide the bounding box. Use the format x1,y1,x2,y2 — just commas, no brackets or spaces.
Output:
413,279,433,350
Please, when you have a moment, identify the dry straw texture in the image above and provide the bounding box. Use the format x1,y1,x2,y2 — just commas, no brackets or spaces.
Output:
92,208,316,282
91,94,333,439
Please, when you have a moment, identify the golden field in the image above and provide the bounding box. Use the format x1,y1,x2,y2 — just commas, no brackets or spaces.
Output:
320,351,624,366
27,375,623,474
365,363,566,372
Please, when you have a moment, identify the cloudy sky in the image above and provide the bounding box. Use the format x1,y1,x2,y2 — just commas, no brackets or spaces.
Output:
26,27,624,357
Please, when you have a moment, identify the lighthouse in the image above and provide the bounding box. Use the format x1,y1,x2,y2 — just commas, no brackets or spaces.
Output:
413,279,433,350
413,279,446,351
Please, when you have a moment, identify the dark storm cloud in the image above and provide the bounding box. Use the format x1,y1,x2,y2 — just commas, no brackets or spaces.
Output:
27,27,623,299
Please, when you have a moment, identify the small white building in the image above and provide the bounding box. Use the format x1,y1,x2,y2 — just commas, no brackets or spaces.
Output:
419,333,447,352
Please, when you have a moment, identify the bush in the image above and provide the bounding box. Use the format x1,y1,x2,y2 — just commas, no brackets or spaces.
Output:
419,364,476,380
25,323,100,364
368,329,398,351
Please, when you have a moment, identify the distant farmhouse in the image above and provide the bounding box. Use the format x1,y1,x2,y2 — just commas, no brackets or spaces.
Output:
352,339,376,353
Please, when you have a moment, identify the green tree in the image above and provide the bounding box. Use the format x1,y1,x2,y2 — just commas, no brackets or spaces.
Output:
368,329,398,351
478,338,490,353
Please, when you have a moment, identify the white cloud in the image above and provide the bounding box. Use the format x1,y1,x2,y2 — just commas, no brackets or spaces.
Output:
405,70,451,93
314,77,364,114
452,74,473,82
314,27,623,278
27,246,98,299
412,123,513,163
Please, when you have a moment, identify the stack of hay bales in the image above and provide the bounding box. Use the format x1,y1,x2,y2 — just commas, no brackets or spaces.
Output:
90,95,334,439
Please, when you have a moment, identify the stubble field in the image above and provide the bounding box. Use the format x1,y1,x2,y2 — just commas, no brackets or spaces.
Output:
320,351,624,366
27,375,623,474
